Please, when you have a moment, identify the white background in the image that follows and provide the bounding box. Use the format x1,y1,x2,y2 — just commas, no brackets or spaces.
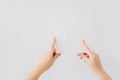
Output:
0,0,120,80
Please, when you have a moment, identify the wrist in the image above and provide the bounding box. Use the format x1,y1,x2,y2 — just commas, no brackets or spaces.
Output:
94,68,104,75
28,67,44,80
91,66,104,74
94,68,112,80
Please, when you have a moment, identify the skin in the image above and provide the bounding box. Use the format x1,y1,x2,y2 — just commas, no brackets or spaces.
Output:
26,37,111,80
26,37,61,80
77,40,112,80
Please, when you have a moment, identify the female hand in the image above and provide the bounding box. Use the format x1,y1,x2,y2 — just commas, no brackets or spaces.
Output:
37,37,61,73
27,37,61,80
77,40,102,72
77,40,111,80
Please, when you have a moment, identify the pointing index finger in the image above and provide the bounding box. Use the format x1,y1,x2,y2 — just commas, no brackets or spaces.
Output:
82,40,91,52
50,37,56,53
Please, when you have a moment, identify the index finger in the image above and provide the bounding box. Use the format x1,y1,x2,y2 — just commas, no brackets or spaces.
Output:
50,37,56,53
82,40,91,52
